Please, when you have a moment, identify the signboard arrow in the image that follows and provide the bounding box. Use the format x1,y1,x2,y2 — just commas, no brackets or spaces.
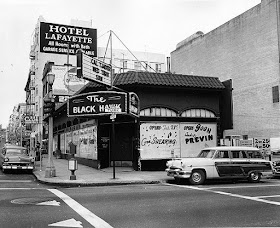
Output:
48,218,82,227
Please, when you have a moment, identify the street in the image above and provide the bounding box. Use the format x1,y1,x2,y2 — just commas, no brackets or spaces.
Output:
1,171,280,227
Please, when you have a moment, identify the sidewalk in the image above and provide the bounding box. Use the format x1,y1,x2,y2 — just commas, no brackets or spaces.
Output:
33,156,169,187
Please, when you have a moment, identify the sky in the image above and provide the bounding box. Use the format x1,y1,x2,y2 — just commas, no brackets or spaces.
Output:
0,0,261,128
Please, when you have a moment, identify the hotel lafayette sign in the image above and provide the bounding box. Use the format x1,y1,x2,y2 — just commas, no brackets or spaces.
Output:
40,22,97,57
68,91,128,117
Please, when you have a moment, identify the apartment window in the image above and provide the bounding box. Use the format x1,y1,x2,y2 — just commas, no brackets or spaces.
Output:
272,86,279,103
134,61,141,71
123,60,127,69
155,63,161,73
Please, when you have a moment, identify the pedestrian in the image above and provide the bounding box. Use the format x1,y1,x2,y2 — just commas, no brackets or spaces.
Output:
35,141,40,161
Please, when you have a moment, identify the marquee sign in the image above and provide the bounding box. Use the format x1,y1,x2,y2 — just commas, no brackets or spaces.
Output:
40,22,97,57
67,91,127,117
128,92,140,117
77,50,112,86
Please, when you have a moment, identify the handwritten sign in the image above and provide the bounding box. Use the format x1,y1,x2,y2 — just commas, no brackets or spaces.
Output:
253,138,270,151
180,123,217,157
140,123,180,159
139,122,217,159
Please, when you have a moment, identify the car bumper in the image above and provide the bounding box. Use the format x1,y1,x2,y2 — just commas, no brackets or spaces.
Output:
166,168,191,179
272,167,280,176
3,165,34,170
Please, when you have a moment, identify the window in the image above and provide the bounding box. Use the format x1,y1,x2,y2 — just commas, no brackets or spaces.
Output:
155,63,161,73
198,150,215,158
134,61,141,71
140,107,177,117
230,150,247,158
122,60,127,69
272,86,279,103
214,150,229,159
180,109,215,118
247,150,263,159
231,151,241,158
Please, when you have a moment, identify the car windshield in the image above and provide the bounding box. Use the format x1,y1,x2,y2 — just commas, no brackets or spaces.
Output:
197,150,215,158
6,149,27,156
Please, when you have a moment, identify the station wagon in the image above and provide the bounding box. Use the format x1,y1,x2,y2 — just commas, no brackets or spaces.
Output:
166,146,272,185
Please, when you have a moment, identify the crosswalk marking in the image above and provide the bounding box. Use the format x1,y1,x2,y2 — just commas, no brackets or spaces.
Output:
49,189,114,228
164,183,280,206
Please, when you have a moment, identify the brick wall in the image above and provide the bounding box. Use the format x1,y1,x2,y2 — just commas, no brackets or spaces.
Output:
171,0,280,138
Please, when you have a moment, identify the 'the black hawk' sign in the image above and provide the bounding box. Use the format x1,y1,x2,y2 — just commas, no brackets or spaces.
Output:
67,91,127,117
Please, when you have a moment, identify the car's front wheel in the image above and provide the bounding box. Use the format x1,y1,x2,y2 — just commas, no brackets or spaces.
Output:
189,170,206,185
248,171,261,183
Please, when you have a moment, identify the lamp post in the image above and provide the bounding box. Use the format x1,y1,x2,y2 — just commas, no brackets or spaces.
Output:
45,72,56,178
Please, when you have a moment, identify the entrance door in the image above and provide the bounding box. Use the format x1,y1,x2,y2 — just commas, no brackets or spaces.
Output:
98,125,110,169
112,124,133,166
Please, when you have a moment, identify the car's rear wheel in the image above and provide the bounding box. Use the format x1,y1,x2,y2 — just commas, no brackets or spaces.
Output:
248,171,261,183
189,170,205,185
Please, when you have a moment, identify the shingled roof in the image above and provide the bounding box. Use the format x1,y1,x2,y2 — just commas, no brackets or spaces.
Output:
87,71,225,90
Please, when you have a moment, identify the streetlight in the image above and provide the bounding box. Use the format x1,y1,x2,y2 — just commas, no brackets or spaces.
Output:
45,72,56,178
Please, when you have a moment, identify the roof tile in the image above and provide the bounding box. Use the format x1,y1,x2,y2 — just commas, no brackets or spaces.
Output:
114,72,225,89
87,71,225,90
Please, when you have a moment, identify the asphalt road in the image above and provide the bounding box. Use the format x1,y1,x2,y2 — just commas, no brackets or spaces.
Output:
1,170,280,227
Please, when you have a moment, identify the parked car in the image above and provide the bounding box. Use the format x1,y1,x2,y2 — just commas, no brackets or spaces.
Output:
271,149,280,155
272,160,280,177
166,146,272,185
0,144,35,173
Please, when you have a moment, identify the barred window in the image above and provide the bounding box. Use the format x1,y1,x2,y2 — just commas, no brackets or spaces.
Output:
140,107,177,117
180,109,215,118
155,63,161,73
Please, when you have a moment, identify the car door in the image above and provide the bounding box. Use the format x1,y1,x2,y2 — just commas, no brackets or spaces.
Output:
229,150,250,176
247,150,272,173
214,150,233,177
0,148,4,167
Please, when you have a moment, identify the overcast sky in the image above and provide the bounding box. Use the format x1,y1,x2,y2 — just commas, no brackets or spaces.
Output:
0,0,261,128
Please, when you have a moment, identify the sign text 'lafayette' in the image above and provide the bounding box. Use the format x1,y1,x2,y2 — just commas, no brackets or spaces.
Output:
40,22,97,57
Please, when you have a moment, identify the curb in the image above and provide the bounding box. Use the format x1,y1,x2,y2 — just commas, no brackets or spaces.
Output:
33,174,163,188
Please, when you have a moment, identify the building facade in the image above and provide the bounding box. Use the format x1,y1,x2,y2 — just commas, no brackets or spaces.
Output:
171,0,280,140
6,103,28,146
48,71,231,170
24,16,166,154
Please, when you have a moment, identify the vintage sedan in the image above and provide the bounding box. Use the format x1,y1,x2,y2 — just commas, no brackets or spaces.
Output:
0,144,34,173
272,160,280,177
166,146,272,185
